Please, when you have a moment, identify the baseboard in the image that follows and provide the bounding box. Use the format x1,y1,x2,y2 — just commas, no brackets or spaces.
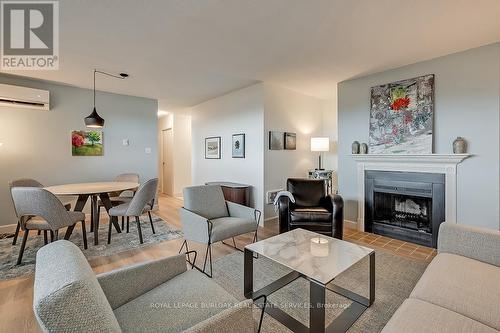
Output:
263,216,278,227
344,219,358,230
0,223,17,234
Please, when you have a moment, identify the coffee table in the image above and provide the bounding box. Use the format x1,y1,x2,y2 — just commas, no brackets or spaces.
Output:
244,228,375,333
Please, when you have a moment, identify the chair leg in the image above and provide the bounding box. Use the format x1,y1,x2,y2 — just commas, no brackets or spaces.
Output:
90,205,94,232
148,211,155,234
17,229,29,265
37,230,41,235
12,221,21,245
50,230,54,242
107,216,114,244
54,230,59,241
121,216,124,230
43,230,48,245
178,239,187,254
135,216,143,244
126,217,130,233
81,220,88,250
202,244,213,278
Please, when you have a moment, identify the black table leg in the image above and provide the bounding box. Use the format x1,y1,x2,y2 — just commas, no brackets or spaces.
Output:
244,248,254,297
99,192,121,233
91,195,99,245
310,280,326,333
65,194,89,240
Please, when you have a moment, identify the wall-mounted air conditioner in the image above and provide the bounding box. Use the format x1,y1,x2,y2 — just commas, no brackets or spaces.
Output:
0,83,50,110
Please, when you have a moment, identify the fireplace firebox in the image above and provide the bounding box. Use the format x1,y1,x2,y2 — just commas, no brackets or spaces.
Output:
365,171,445,248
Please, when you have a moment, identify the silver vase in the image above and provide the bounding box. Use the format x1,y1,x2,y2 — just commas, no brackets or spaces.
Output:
351,141,360,154
360,143,368,154
453,137,467,154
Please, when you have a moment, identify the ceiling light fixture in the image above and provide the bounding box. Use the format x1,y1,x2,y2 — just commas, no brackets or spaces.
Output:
84,69,129,128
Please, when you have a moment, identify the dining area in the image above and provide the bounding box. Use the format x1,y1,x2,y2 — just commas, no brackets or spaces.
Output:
7,174,161,266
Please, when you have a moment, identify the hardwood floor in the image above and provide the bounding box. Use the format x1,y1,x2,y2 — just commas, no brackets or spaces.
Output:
0,194,434,332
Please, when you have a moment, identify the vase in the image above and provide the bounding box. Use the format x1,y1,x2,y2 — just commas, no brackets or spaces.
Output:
360,143,368,154
453,137,467,154
351,141,360,154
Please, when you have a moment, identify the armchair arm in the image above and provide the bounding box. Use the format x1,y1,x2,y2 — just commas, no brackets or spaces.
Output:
327,194,344,239
226,201,260,224
438,222,500,267
97,254,187,309
183,299,254,333
180,207,210,243
278,196,291,233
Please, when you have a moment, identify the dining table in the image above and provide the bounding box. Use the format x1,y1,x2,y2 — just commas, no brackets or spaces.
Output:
45,181,140,245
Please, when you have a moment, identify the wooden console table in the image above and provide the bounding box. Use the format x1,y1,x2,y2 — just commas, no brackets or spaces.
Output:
205,181,251,207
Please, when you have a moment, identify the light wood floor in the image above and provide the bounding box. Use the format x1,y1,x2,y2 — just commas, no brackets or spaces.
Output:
0,195,434,333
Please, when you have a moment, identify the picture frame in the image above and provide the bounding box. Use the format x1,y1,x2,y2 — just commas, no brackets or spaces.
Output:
232,133,245,158
71,130,103,156
205,136,221,159
284,132,296,150
269,131,284,150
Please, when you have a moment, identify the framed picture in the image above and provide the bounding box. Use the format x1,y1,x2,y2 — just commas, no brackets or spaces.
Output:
284,132,296,150
232,133,245,158
369,74,434,154
72,130,103,156
269,131,284,150
205,136,221,159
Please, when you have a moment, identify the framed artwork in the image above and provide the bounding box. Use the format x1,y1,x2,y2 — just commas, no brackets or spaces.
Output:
72,130,103,156
205,136,221,159
369,74,434,154
269,131,284,150
284,132,296,150
232,133,245,158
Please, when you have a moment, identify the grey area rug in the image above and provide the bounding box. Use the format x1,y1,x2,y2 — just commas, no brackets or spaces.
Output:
0,214,182,280
212,250,428,333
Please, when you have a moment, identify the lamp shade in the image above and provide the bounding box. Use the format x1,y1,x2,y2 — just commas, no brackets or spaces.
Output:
84,107,105,128
310,137,329,152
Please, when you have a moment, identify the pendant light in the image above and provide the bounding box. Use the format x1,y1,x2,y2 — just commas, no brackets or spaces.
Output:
85,69,129,128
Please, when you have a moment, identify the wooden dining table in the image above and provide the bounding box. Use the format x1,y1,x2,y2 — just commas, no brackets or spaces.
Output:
45,182,139,245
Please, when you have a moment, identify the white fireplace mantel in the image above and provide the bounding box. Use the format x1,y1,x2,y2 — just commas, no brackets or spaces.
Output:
351,154,471,231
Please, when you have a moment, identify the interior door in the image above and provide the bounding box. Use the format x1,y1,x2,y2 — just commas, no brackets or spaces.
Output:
162,128,173,195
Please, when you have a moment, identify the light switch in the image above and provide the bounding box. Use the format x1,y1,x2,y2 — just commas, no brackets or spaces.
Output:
145,147,151,154
122,139,129,146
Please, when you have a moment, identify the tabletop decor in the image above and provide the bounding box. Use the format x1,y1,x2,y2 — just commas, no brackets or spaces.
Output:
453,137,467,153
71,130,103,156
311,137,329,170
205,136,221,159
369,74,434,154
232,133,245,158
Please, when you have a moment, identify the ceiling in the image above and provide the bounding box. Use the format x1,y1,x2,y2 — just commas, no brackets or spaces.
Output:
3,0,500,110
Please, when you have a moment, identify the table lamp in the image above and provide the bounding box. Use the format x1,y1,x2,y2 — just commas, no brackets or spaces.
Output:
311,137,329,170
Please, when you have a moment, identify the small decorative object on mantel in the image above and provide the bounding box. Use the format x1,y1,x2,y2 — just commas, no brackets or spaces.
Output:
205,136,221,159
360,143,368,154
232,133,245,158
453,137,467,154
352,141,360,154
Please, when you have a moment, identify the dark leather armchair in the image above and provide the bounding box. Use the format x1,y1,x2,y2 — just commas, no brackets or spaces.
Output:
278,178,344,239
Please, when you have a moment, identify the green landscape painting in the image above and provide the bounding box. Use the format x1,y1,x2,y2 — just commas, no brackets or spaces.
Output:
72,130,103,156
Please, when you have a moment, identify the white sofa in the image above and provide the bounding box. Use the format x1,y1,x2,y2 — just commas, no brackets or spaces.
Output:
382,222,500,333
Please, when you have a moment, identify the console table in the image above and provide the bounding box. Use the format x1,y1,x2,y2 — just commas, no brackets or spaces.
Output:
205,181,251,207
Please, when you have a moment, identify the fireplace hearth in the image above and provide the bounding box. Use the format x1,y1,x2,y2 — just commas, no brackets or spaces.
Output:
365,171,445,248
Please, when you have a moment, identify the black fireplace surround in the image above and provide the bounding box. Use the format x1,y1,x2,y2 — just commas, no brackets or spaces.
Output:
365,171,445,248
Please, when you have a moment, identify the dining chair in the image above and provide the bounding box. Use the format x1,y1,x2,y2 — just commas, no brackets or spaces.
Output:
10,187,87,265
8,178,72,245
96,173,140,230
107,178,158,245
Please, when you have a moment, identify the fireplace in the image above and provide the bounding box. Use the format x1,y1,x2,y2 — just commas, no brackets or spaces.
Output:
365,171,445,248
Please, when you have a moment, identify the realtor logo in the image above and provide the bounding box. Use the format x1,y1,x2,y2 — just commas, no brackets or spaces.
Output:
1,0,59,70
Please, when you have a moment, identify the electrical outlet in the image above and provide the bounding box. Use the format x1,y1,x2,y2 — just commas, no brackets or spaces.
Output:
145,147,151,154
122,139,129,146
266,189,283,204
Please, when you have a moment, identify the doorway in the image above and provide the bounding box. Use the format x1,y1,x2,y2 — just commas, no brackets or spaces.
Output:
161,128,174,195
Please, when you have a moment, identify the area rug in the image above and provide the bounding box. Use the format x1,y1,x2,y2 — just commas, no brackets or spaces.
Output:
0,214,182,280
212,250,428,333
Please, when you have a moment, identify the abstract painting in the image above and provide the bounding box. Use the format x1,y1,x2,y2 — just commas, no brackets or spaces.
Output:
284,132,296,150
205,136,221,159
369,74,434,154
232,133,245,158
72,130,103,156
269,131,284,150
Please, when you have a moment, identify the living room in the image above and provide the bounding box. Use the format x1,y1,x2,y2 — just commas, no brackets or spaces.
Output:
0,1,499,333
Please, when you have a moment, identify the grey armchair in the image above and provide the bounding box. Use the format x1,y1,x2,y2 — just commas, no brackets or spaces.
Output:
10,187,87,265
179,185,260,277
34,240,256,333
8,178,72,245
108,178,158,244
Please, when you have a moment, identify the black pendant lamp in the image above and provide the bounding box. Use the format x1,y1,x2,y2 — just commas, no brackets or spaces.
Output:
85,69,128,128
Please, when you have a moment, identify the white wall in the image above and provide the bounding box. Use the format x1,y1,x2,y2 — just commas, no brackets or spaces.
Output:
191,84,265,215
0,74,158,227
263,83,329,219
338,43,500,230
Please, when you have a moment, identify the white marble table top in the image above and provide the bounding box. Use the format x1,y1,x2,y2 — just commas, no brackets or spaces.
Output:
246,228,374,285
45,182,139,195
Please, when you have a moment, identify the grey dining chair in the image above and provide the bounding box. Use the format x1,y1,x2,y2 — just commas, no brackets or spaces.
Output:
10,187,87,265
179,185,261,278
96,173,140,230
107,178,158,245
8,178,72,245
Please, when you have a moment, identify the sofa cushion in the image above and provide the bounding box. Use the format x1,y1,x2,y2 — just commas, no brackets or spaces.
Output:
183,185,229,220
410,253,500,330
290,207,332,223
382,299,497,333
114,269,238,333
210,217,257,243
